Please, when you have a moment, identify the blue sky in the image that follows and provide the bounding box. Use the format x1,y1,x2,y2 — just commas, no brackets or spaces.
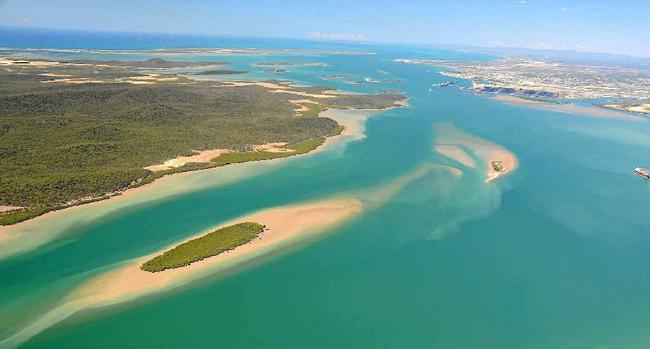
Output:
1,0,648,57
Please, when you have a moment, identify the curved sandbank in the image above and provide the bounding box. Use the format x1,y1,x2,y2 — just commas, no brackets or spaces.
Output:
0,198,363,349
0,107,387,260
434,123,518,182
493,95,644,121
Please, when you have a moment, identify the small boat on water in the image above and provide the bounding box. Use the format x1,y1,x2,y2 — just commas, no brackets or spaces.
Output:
635,167,650,179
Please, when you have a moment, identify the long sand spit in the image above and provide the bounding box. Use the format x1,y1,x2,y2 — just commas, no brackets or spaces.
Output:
493,95,644,121
0,108,384,260
0,198,363,349
434,123,518,182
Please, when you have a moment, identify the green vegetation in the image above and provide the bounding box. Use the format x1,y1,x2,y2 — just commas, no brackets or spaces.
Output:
0,55,404,225
298,102,328,117
491,161,504,172
212,137,328,166
0,207,51,226
141,222,265,272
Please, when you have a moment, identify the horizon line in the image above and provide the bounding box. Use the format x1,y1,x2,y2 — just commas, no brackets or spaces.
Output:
2,25,650,61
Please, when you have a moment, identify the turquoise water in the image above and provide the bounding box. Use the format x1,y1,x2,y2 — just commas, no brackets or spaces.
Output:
2,32,650,348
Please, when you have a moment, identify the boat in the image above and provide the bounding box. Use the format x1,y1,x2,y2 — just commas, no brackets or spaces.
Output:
635,167,650,179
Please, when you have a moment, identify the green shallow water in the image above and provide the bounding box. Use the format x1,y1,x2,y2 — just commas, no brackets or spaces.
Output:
2,41,650,349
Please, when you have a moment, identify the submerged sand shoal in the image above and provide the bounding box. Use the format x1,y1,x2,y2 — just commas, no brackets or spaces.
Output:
0,198,363,349
434,123,518,182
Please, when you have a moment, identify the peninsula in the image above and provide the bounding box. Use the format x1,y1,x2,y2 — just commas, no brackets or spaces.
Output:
0,53,405,225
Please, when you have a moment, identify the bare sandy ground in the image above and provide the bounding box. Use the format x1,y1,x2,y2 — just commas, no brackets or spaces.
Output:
494,95,644,121
145,149,231,171
0,198,363,349
0,57,60,67
221,81,338,99
434,123,518,182
603,103,650,115
252,142,293,153
0,206,23,213
288,99,321,115
119,74,185,85
41,77,106,84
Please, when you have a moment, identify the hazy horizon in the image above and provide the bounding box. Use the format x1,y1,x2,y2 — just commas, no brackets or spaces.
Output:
0,0,648,58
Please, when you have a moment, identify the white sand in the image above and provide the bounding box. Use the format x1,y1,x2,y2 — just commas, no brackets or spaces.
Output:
252,142,294,153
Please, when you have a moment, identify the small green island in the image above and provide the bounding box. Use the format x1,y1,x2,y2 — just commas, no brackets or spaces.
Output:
141,222,265,272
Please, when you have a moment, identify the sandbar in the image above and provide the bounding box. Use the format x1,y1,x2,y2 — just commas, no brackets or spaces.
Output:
434,123,518,182
0,198,362,349
493,95,643,121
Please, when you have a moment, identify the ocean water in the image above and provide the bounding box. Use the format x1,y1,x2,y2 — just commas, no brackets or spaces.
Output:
1,29,650,348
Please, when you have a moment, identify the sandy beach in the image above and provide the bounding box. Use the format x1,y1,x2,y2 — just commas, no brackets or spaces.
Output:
434,123,518,182
0,107,387,260
0,198,363,349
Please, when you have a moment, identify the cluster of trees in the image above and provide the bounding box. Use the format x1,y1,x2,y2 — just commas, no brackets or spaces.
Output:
141,222,265,272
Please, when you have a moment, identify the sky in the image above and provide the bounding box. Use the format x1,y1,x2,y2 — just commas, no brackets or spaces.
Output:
0,0,648,57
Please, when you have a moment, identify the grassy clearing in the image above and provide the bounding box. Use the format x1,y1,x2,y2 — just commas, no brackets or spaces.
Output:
141,222,265,272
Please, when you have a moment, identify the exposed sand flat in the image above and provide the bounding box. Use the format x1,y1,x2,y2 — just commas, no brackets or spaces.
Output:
270,89,337,99
252,142,294,153
222,81,337,99
41,77,106,84
0,57,61,67
144,149,231,172
289,99,320,115
603,103,650,116
38,72,72,78
119,74,185,84
0,206,23,213
0,198,363,349
629,104,650,114
493,95,644,121
434,123,518,182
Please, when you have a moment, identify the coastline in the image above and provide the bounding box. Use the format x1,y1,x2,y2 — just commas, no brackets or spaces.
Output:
492,95,645,121
0,106,394,260
0,197,364,349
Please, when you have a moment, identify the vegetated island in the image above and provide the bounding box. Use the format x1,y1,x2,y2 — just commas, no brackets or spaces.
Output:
0,54,406,225
141,222,265,272
0,198,364,348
